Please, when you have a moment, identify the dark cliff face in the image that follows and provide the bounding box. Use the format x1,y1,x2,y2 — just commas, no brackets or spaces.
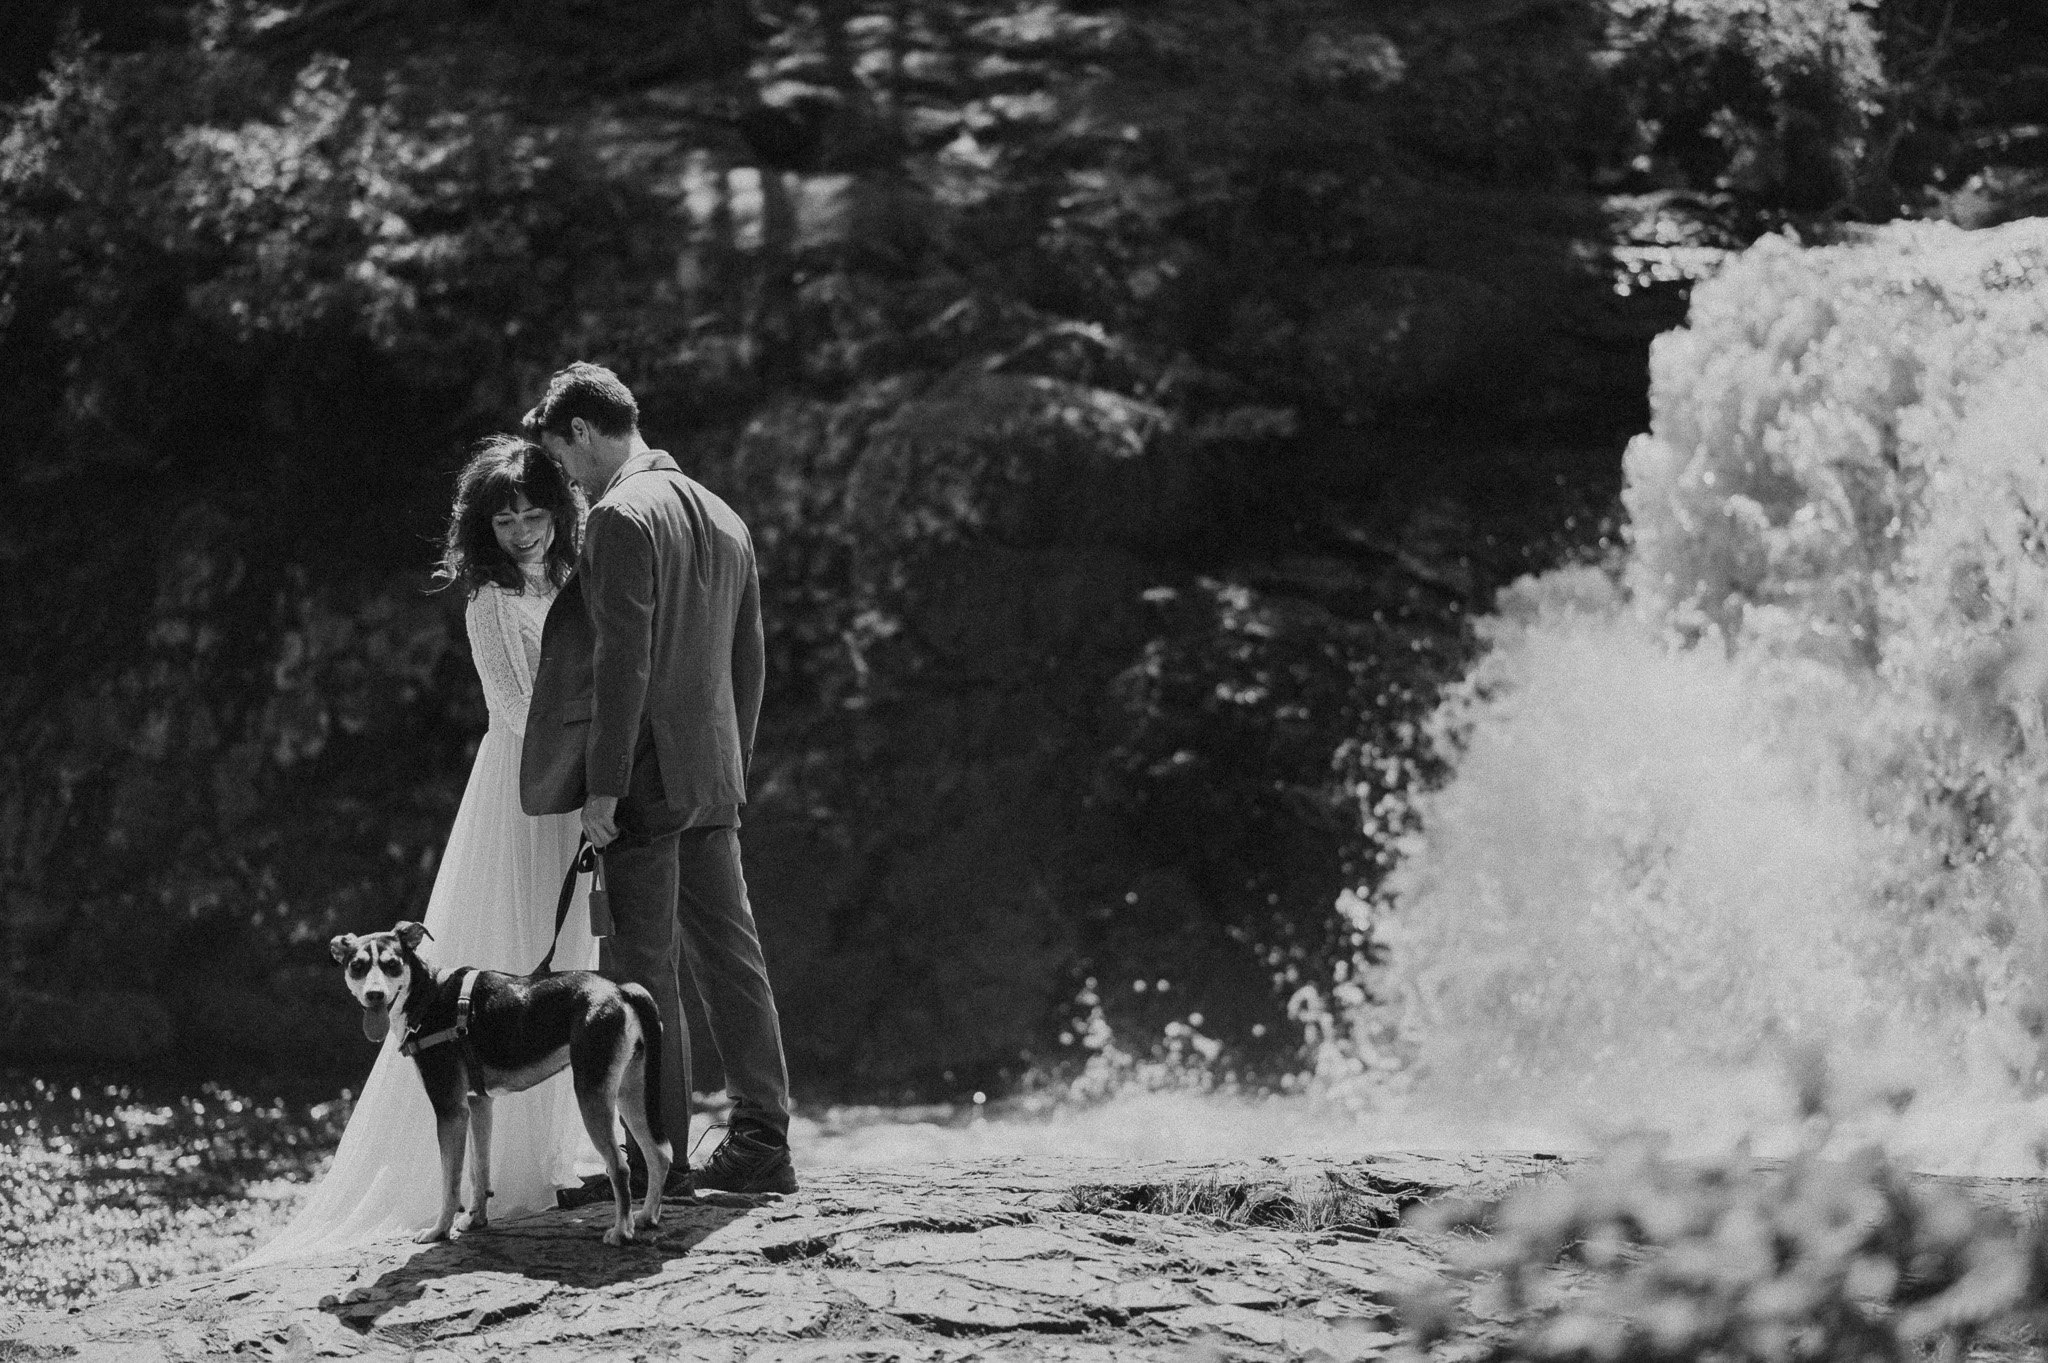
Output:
0,0,2035,1096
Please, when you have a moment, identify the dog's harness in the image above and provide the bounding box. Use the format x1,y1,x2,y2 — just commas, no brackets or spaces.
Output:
400,967,478,1057
396,838,602,1057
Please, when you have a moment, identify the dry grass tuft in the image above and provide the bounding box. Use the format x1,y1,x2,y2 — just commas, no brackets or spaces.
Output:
1062,1169,1426,1233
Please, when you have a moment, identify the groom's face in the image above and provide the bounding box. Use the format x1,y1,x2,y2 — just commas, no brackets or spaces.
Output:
539,426,598,493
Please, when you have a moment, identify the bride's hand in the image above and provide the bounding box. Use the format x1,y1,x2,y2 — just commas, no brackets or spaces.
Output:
582,795,620,849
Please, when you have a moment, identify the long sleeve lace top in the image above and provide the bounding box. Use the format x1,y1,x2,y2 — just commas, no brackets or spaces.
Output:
466,576,557,736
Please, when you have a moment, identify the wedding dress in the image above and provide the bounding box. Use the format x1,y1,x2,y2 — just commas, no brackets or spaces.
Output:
244,570,599,1265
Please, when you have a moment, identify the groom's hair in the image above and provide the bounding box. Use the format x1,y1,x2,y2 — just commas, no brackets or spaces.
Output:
523,361,639,441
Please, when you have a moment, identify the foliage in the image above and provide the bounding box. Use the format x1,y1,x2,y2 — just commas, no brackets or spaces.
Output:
1602,0,1886,207
0,29,650,486
0,25,667,1025
1104,578,1456,1015
1410,1135,2048,1363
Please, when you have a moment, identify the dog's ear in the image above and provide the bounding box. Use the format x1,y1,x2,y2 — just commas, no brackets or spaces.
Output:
393,921,433,951
329,934,358,965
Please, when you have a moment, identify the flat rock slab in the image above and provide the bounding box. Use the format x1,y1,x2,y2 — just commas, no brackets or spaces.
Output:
0,1151,1566,1362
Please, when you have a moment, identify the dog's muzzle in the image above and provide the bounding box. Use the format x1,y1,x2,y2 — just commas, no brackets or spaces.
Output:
361,1002,392,1042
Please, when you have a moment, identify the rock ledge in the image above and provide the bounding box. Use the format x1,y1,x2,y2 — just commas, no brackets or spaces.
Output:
0,1151,1568,1362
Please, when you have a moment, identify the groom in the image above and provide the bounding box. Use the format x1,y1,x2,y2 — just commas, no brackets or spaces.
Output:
519,361,796,1196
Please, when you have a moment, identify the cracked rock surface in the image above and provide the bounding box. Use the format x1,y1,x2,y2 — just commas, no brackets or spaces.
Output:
0,1151,1567,1361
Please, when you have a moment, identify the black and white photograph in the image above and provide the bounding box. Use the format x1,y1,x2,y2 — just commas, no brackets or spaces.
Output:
4,0,2048,1357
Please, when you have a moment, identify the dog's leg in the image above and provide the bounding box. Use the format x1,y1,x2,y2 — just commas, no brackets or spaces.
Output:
417,1100,470,1243
618,1037,671,1233
462,1092,492,1233
575,1073,635,1246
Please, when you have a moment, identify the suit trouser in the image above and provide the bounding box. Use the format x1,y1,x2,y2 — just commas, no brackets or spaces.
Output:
599,747,792,1157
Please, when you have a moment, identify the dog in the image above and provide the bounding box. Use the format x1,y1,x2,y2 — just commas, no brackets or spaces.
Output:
329,920,673,1246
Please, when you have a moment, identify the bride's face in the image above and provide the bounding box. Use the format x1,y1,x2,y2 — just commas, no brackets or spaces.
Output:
492,493,554,568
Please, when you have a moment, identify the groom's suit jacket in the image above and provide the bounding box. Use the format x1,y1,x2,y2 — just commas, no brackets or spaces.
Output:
521,450,764,825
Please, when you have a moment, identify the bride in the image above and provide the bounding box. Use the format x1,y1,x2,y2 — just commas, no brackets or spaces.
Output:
246,435,599,1264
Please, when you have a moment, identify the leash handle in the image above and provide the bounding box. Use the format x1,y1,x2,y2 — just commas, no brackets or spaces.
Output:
587,855,614,938
534,836,598,974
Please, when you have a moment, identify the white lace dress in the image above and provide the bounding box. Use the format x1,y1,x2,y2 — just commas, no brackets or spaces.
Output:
245,573,599,1265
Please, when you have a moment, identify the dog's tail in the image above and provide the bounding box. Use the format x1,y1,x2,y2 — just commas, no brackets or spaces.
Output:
619,983,667,1147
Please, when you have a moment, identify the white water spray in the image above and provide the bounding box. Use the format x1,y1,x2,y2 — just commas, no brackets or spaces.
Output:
1378,219,2048,1171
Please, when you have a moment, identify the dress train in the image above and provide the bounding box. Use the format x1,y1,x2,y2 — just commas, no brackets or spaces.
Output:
244,710,599,1264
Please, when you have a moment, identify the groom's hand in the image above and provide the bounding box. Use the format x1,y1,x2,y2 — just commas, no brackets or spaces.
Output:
582,795,621,850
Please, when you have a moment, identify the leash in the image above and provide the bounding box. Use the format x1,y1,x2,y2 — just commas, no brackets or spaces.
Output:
535,835,602,975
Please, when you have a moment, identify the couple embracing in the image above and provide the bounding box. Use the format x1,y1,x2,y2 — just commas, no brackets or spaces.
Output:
251,363,792,1264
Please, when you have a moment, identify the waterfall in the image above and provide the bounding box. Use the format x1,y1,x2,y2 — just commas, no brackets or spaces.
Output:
1377,219,2048,1170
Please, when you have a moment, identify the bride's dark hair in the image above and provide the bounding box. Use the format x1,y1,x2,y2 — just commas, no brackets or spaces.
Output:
436,435,583,596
